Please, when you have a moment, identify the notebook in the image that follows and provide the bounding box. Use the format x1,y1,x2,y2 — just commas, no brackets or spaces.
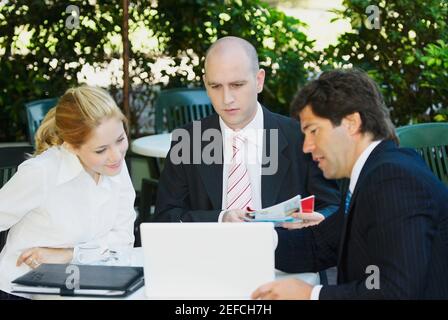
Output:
11,264,144,297
140,222,275,299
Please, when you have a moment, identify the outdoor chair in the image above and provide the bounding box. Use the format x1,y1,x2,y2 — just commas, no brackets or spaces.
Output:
25,98,58,145
0,145,35,252
396,122,448,186
154,87,214,134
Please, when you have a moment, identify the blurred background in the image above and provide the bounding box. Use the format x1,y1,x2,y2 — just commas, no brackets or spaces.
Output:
1,0,447,143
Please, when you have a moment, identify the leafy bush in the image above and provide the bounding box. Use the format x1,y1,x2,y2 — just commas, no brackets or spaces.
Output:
418,40,448,121
0,0,316,142
149,0,317,114
0,0,124,141
323,0,448,125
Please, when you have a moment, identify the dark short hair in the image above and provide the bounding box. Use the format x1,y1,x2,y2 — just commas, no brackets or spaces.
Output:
291,69,397,143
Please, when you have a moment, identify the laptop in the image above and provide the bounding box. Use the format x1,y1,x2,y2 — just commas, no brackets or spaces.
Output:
140,222,275,299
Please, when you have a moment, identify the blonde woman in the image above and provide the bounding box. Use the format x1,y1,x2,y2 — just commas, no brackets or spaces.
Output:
0,86,136,299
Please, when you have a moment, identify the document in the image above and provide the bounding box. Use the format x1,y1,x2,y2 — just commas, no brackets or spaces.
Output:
11,263,144,297
245,195,319,223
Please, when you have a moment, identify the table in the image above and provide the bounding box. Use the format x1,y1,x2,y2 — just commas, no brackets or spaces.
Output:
0,142,33,148
32,247,320,300
130,133,171,182
131,133,171,158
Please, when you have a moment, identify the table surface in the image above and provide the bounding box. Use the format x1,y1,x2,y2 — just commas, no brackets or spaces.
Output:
31,247,320,300
0,142,33,147
131,133,171,158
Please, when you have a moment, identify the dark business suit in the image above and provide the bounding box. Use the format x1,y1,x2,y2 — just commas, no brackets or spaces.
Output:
276,140,448,299
154,107,340,222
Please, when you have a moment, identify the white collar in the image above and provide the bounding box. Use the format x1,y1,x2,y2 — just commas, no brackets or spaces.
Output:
56,145,85,185
219,102,264,147
349,140,382,194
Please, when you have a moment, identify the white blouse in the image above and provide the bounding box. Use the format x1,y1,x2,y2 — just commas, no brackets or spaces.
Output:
0,146,136,293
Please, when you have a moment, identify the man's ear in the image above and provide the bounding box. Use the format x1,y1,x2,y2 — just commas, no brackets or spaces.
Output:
202,74,207,87
256,69,265,93
342,112,362,136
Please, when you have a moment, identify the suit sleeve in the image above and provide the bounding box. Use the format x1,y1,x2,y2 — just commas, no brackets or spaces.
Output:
320,163,439,299
275,208,343,273
153,144,221,222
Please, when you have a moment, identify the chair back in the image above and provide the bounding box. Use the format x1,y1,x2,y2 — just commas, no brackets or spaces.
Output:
154,88,214,133
0,145,34,188
396,122,448,185
25,98,58,145
0,145,35,251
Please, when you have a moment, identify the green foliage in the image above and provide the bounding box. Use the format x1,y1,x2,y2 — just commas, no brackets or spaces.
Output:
3,0,446,142
323,0,448,125
418,40,448,121
142,0,317,114
0,0,316,142
0,0,123,141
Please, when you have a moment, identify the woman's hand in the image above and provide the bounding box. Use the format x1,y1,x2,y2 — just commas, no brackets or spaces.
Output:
17,247,74,269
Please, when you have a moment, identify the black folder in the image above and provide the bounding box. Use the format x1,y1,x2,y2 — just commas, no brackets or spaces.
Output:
11,264,144,298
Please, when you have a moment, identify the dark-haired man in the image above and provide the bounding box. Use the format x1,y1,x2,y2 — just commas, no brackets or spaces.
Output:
253,69,448,300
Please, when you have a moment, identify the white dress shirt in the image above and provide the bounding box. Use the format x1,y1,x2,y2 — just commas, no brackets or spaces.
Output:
0,145,136,294
310,140,382,300
218,103,264,221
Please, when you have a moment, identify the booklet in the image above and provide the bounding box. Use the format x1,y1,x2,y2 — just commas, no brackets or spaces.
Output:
11,263,144,297
245,195,317,223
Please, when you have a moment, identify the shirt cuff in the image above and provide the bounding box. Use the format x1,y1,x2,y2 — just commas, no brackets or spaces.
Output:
310,285,323,300
218,210,226,222
71,244,106,264
273,229,278,250
71,246,80,264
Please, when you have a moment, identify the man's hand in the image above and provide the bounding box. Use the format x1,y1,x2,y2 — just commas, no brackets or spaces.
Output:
281,211,325,229
222,209,248,222
251,278,313,300
17,247,74,269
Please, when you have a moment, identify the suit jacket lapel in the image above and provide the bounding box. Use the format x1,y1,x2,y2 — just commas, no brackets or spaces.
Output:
336,140,396,280
261,107,289,208
197,115,224,209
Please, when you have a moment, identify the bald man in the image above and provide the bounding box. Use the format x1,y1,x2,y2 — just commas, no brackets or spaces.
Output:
154,36,340,223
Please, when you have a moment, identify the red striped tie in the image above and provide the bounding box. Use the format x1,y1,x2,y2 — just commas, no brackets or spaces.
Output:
226,134,253,210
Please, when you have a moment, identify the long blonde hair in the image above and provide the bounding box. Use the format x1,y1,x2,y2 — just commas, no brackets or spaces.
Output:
34,86,127,155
